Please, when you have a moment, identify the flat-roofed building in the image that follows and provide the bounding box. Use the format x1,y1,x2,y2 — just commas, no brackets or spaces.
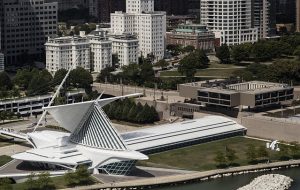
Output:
179,79,294,109
166,24,216,51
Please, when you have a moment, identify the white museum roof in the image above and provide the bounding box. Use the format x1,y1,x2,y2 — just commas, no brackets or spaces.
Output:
122,116,246,151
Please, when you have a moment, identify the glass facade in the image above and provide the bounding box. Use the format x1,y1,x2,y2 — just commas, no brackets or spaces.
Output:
98,160,137,175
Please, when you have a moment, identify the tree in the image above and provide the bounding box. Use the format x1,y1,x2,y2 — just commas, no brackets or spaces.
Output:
75,166,91,185
178,50,209,79
69,67,93,89
114,103,123,120
140,62,155,84
53,69,68,86
127,103,138,122
25,173,39,190
121,63,140,84
97,67,115,83
183,45,195,53
0,111,7,123
155,59,169,69
150,106,159,122
0,178,12,190
214,151,227,167
216,44,231,64
36,172,54,190
246,144,256,162
27,70,53,96
0,72,12,91
14,69,35,90
64,171,77,187
231,43,251,64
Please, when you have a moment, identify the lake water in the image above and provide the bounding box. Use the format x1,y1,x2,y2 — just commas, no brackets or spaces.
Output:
155,168,300,190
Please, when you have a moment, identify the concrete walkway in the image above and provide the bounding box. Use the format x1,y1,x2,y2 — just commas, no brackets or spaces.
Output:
0,144,30,156
62,160,300,190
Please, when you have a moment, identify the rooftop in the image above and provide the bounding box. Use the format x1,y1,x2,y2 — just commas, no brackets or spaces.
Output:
181,79,293,94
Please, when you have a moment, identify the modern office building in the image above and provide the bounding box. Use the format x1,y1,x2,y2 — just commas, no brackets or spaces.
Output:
109,34,139,67
1,94,246,177
111,0,166,62
87,28,113,72
201,0,258,45
45,0,88,10
45,35,90,74
0,53,4,72
276,0,296,25
179,79,294,109
0,0,58,65
166,24,216,51
154,0,188,15
89,0,126,23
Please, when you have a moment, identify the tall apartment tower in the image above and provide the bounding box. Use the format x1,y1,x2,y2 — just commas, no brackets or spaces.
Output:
297,0,300,32
111,0,166,62
201,0,258,45
0,0,58,65
0,53,4,72
252,0,277,38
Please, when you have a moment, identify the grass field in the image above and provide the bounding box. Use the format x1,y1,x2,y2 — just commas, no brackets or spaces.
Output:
0,155,12,167
160,68,243,78
10,176,97,190
138,137,289,171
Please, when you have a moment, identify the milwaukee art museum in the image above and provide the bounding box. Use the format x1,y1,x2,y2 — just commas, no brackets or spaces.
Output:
6,94,246,176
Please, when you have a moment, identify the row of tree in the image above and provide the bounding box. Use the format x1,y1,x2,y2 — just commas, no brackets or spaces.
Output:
214,143,300,168
0,67,93,99
216,34,300,64
0,111,21,123
166,44,195,56
0,166,93,190
233,61,300,84
103,99,160,124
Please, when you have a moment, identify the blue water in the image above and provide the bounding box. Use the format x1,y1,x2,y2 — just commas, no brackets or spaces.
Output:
155,168,300,190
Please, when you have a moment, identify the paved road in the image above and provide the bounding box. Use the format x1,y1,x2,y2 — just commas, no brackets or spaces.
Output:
93,82,180,97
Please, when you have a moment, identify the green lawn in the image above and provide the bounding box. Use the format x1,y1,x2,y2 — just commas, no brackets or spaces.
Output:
138,137,291,171
0,155,12,167
11,176,97,190
160,68,243,78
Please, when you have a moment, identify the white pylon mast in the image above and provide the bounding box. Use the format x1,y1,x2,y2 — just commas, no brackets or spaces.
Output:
33,55,80,132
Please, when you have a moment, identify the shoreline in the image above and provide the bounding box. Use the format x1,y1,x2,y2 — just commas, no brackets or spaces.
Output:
62,159,300,190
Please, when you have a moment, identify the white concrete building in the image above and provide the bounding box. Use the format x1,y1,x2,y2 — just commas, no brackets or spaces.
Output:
45,36,90,74
0,52,4,72
200,0,258,45
111,0,166,62
109,34,139,67
87,28,113,72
